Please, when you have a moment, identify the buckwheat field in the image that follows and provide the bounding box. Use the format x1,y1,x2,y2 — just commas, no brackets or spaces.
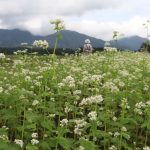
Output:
0,51,150,150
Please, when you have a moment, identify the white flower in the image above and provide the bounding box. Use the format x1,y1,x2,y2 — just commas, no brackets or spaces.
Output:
31,133,38,138
58,82,65,88
34,81,41,86
0,53,6,59
14,139,24,148
33,40,49,49
74,127,82,136
120,98,130,109
135,102,146,109
118,81,125,87
13,60,23,66
143,146,150,150
74,119,87,128
114,132,120,137
65,106,72,113
146,101,150,106
0,87,3,93
61,76,75,88
2,126,9,130
143,85,149,91
121,126,127,132
31,139,39,145
25,76,31,82
104,47,117,52
74,119,87,136
32,100,39,106
0,135,8,141
134,101,147,115
28,108,32,111
44,134,48,138
108,132,113,136
79,146,85,150
49,114,56,118
13,49,28,55
134,108,143,115
119,70,129,77
60,118,68,126
103,81,119,93
109,145,117,150
112,116,117,121
73,90,81,95
50,98,55,101
90,75,103,83
88,111,97,121
80,95,103,106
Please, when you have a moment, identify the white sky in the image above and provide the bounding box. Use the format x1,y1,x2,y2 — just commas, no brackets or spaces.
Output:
0,0,149,40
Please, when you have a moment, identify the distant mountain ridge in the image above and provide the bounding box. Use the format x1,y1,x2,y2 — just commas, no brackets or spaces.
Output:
0,28,147,50
0,29,104,49
110,36,147,50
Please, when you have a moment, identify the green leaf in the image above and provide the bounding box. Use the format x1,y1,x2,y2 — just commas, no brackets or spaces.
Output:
57,127,69,137
79,139,96,150
26,144,38,150
41,120,53,131
39,140,50,149
58,137,73,150
0,141,20,150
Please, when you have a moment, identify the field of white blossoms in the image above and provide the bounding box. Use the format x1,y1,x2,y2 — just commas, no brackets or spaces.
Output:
0,51,150,150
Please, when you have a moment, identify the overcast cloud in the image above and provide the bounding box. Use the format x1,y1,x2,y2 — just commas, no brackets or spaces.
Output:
0,0,149,40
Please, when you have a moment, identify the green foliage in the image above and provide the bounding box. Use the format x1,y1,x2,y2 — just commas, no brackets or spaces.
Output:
0,52,150,149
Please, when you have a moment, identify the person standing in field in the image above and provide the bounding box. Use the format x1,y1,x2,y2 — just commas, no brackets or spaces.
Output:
83,39,93,54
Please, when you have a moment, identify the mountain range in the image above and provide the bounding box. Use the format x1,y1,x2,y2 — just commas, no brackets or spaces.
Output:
0,29,147,50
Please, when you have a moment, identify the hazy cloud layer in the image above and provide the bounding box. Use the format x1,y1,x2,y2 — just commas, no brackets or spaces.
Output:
67,16,148,40
0,0,149,40
0,0,120,16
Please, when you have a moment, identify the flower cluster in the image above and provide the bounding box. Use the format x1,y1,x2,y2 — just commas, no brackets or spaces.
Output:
74,119,87,136
103,81,119,93
143,146,150,150
50,19,65,31
31,133,38,138
60,118,68,126
33,40,49,49
58,76,75,88
0,87,3,93
104,47,118,52
134,101,150,115
0,53,6,59
13,49,28,55
0,134,8,141
14,139,24,148
32,100,39,106
31,132,39,145
120,98,130,109
88,111,97,120
109,145,117,150
80,95,103,106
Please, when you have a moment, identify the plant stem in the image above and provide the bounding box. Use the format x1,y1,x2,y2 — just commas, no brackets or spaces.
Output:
104,119,107,150
145,129,148,146
53,34,58,55
21,104,25,149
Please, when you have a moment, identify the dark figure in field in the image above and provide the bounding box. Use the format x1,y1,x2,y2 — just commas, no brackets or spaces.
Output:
83,39,93,54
